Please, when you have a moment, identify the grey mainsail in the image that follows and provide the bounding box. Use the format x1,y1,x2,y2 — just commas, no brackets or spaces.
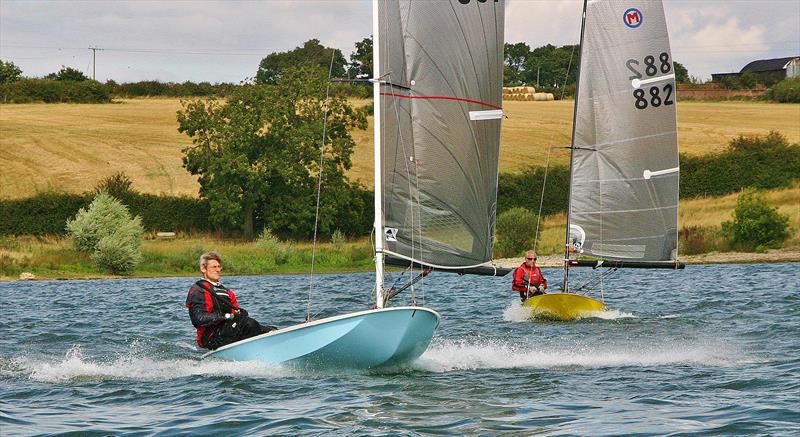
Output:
567,0,679,262
377,0,505,269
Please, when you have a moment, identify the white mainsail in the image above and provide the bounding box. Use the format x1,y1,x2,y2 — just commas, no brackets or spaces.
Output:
376,0,506,275
567,0,680,266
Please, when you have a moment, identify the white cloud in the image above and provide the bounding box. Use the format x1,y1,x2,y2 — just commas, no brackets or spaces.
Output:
505,0,583,46
664,1,790,79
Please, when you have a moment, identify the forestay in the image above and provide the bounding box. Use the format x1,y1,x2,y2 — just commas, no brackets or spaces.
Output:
568,0,679,262
376,0,505,270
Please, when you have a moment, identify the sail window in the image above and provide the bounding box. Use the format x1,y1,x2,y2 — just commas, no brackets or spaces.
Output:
589,243,646,259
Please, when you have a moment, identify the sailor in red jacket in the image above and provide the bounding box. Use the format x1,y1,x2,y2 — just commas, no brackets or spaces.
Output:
512,250,548,301
185,252,276,350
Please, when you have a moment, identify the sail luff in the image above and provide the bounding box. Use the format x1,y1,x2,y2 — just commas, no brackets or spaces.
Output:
564,0,589,292
373,0,385,308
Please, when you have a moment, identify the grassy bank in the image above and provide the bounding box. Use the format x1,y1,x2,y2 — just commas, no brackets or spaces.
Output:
2,98,798,198
0,236,374,281
3,183,797,280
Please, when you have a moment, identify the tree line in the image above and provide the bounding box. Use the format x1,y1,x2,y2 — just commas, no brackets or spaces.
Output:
3,35,790,103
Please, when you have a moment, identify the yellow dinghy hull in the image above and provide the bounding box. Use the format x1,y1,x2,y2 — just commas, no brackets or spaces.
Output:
523,293,606,321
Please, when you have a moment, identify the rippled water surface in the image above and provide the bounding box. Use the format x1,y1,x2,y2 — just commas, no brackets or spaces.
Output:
1,263,798,435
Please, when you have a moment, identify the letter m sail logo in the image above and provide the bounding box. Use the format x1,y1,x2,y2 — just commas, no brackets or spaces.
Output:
623,7,643,28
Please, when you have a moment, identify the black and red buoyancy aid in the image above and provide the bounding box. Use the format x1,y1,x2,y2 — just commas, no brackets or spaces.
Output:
185,279,240,347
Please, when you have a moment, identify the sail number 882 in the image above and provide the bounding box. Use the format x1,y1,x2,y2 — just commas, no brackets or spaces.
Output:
627,52,674,110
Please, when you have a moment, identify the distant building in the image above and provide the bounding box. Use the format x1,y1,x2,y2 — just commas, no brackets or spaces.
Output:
712,56,800,85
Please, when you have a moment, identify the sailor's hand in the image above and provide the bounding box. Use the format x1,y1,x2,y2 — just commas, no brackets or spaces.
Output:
537,285,545,292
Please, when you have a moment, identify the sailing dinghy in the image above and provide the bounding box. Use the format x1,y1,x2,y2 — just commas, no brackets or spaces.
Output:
205,0,509,369
525,0,685,321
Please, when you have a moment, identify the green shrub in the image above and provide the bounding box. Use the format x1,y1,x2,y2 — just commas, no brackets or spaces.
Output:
91,224,143,274
721,189,790,251
494,207,540,258
66,192,144,274
67,193,132,251
0,192,91,236
497,165,570,216
255,228,288,263
0,190,211,237
0,78,110,103
765,77,800,103
110,80,238,98
45,66,90,81
331,229,346,250
95,172,133,198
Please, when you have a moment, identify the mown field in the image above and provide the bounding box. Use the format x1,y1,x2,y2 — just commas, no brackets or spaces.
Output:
2,98,798,199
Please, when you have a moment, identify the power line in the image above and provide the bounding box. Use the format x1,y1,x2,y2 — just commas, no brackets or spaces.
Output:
3,40,798,56
1,43,272,56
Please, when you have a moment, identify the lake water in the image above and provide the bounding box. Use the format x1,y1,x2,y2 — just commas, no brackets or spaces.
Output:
1,262,798,435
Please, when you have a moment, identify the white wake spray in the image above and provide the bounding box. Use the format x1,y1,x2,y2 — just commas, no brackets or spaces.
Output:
16,343,295,382
415,336,742,372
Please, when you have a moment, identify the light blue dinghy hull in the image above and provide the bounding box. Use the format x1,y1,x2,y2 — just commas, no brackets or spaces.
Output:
202,306,440,369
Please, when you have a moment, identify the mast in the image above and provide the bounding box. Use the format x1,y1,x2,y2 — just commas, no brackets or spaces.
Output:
372,0,385,308
563,0,589,292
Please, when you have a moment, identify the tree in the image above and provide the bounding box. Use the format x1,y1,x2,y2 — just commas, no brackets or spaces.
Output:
256,39,347,85
504,42,531,86
178,65,368,239
522,44,579,90
719,75,742,90
739,71,758,89
0,60,22,83
45,66,90,81
674,61,689,83
348,36,373,78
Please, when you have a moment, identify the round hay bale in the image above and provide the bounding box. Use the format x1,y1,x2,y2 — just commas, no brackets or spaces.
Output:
533,93,547,101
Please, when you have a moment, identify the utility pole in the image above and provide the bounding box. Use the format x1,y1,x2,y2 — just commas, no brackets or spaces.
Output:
537,64,540,87
89,46,103,80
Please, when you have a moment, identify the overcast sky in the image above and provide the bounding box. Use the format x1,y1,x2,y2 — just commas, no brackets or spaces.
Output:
1,0,798,84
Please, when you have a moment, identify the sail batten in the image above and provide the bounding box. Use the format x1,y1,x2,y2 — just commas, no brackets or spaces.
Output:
378,0,504,269
567,0,679,263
